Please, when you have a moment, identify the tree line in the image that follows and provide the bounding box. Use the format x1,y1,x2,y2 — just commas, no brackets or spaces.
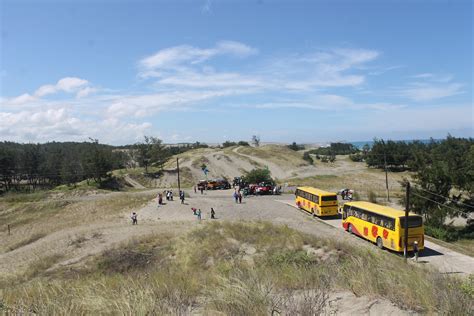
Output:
0,137,220,193
0,139,126,192
347,136,473,240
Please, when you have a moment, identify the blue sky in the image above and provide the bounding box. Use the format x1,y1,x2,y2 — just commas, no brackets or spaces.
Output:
0,0,472,145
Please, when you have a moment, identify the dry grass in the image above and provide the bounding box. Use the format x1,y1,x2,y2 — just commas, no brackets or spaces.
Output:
286,172,405,201
238,145,309,167
6,233,47,252
1,222,471,315
0,192,155,253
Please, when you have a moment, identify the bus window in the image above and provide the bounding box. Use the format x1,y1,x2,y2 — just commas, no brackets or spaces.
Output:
321,195,337,202
399,216,423,228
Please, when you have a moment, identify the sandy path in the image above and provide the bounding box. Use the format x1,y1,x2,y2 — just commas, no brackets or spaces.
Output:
124,174,146,189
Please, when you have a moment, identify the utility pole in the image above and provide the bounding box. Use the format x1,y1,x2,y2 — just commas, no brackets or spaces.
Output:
404,181,410,262
382,140,390,202
177,157,181,193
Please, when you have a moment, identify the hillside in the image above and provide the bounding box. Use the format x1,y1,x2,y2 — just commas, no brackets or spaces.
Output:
125,144,408,202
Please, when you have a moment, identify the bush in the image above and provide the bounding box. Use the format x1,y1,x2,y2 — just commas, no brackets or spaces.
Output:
238,141,250,146
287,142,305,151
243,168,273,184
222,141,238,148
349,153,364,162
303,152,313,165
425,225,460,242
308,143,358,156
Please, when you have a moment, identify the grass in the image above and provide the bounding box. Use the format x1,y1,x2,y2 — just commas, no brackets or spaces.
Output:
7,233,47,252
285,173,405,201
238,145,309,167
1,222,472,315
0,192,155,253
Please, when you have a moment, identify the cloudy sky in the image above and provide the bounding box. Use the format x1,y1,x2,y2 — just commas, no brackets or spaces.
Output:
0,0,472,145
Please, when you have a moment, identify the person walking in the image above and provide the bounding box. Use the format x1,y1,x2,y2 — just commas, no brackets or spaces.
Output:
180,190,185,204
131,212,138,225
200,186,204,195
197,209,202,221
158,193,163,205
413,241,419,262
194,185,197,194
210,207,216,219
238,191,243,204
233,190,238,203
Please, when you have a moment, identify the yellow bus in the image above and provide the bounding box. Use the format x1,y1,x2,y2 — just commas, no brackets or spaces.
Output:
295,186,338,217
341,201,424,252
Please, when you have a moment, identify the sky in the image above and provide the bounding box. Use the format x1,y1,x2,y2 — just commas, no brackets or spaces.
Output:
0,0,472,145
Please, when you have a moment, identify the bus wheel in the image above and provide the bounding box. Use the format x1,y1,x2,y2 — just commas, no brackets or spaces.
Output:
376,237,384,249
348,224,353,234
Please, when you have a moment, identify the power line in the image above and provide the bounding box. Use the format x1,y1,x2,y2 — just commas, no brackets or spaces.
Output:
410,192,472,217
414,186,474,210
382,167,473,217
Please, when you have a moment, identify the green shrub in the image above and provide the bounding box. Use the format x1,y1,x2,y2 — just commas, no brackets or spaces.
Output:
349,153,364,162
303,152,313,165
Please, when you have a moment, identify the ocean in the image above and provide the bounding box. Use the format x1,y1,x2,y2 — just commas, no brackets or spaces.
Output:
349,139,441,149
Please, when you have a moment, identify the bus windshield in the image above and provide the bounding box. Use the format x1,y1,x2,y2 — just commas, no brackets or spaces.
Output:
399,216,423,228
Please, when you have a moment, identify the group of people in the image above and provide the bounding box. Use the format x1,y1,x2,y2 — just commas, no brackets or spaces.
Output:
340,188,354,200
233,189,243,203
131,188,218,225
156,190,186,206
191,207,216,221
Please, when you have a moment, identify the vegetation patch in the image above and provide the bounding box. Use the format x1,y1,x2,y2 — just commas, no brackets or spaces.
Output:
1,222,471,315
7,233,47,252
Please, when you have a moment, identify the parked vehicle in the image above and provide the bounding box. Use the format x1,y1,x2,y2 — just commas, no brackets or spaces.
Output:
255,182,274,195
197,180,207,191
215,178,231,189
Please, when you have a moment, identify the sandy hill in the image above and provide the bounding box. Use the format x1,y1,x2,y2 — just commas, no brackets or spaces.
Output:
144,145,312,187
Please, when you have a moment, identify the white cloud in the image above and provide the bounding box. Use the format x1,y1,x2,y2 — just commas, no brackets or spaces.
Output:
254,94,404,111
55,77,88,92
106,89,251,118
139,41,257,71
76,86,97,98
157,70,266,88
402,83,464,101
261,48,380,90
9,93,37,105
399,73,464,102
35,77,89,97
35,84,57,97
0,107,152,144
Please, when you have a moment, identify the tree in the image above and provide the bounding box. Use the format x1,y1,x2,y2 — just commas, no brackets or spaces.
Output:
134,136,169,173
303,152,313,164
400,136,474,230
243,168,273,184
252,135,260,147
84,139,113,184
288,142,305,151
222,141,237,148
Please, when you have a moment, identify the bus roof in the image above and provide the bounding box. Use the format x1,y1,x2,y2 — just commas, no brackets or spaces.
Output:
344,201,420,218
297,186,337,196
